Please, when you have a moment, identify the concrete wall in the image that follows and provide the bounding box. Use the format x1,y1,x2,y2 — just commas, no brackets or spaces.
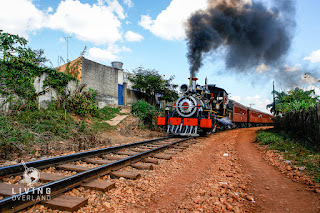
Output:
0,58,142,111
34,74,77,108
81,58,119,107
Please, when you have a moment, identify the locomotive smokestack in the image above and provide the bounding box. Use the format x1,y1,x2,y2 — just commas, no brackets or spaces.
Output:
188,77,198,93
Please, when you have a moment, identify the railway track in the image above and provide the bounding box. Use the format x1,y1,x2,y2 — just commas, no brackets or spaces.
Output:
0,136,196,212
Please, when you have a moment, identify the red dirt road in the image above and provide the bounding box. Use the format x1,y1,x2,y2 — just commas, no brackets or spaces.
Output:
237,128,320,212
133,127,320,212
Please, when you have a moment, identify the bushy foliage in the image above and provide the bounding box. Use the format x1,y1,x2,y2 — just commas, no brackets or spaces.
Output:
0,30,75,111
64,85,98,117
132,100,157,129
128,66,179,104
267,87,319,114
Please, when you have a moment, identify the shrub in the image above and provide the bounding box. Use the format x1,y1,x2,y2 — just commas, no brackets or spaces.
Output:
49,84,99,117
132,100,157,129
65,86,98,117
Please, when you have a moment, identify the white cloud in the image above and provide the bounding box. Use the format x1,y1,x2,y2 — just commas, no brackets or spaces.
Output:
245,95,261,101
87,47,119,62
254,99,271,112
123,0,133,7
0,0,46,38
305,86,320,96
104,0,126,19
139,15,153,30
139,0,207,40
86,44,131,63
304,50,320,63
301,73,320,84
283,64,301,72
256,63,270,73
242,95,271,113
47,7,53,13
0,0,125,45
232,96,241,102
47,0,123,45
125,31,143,42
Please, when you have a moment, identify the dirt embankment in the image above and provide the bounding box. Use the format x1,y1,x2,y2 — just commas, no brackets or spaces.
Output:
0,115,164,165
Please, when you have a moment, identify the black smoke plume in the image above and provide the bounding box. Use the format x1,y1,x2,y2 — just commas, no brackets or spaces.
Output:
186,0,296,77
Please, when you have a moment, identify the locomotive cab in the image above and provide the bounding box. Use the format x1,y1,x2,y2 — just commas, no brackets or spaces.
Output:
208,85,229,116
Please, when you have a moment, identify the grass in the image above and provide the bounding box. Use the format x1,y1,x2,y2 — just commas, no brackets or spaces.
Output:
15,109,78,139
256,129,320,183
91,106,121,132
95,106,121,120
0,106,121,158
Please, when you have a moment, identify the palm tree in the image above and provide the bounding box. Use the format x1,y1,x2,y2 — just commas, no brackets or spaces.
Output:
267,90,288,115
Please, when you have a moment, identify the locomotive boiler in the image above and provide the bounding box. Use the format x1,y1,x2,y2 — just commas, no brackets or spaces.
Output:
157,77,273,136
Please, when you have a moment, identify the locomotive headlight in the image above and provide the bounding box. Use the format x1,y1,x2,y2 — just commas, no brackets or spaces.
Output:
180,84,189,94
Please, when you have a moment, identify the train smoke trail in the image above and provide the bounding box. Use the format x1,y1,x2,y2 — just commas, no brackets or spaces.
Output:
186,0,296,77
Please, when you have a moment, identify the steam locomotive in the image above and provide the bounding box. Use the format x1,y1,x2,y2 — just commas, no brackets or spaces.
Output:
157,77,273,136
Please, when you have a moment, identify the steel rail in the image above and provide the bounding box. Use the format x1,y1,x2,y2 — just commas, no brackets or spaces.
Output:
0,136,171,177
0,137,192,213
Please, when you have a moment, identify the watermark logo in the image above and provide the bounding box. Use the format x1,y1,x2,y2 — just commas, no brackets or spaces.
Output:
11,161,51,201
22,160,40,186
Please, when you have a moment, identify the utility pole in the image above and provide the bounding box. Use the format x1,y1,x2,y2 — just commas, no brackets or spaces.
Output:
273,81,275,115
64,36,71,62
249,103,255,108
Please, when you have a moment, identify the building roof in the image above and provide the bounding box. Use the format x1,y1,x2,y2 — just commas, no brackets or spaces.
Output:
56,57,83,81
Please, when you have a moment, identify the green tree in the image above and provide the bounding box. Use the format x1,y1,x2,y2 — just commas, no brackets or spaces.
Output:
0,30,27,62
128,66,178,105
0,30,75,111
267,88,319,114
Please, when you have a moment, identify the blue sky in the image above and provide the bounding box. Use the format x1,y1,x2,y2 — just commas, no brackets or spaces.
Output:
0,0,319,113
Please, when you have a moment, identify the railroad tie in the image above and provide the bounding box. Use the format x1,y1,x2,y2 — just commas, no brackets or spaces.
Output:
39,172,68,182
110,171,141,180
173,145,187,150
171,148,184,152
164,150,178,155
81,180,115,192
176,144,190,148
44,194,88,212
117,151,140,156
131,148,150,152
142,158,159,164
131,163,154,170
152,153,172,160
102,155,124,161
0,183,25,197
56,164,90,172
144,145,160,148
82,158,113,165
